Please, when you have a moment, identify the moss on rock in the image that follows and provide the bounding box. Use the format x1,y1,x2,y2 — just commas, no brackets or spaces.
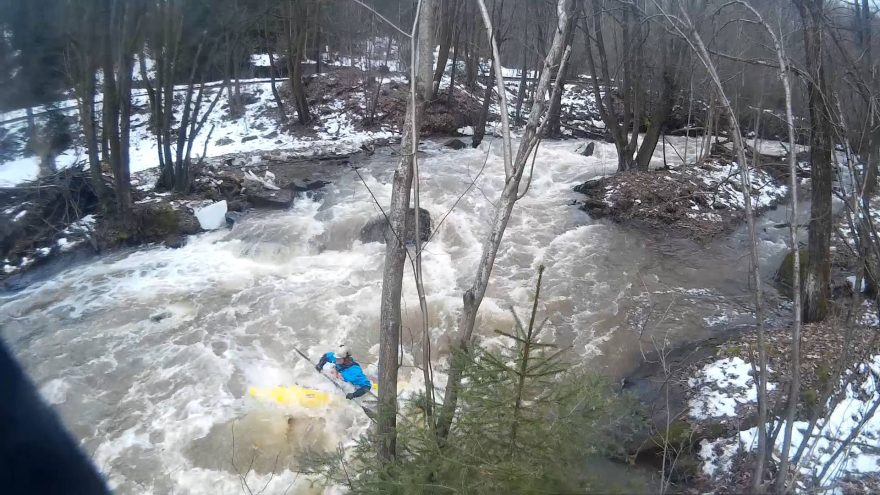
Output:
775,248,809,299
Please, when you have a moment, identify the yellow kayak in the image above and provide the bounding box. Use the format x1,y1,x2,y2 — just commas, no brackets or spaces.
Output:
248,385,333,408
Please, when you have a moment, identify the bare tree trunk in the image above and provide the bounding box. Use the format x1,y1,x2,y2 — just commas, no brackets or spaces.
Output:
116,47,134,216
472,62,494,148
655,2,773,489
855,0,878,295
102,22,126,216
265,27,287,120
514,32,529,125
543,23,575,138
797,0,833,323
464,7,479,90
583,0,632,172
81,71,104,201
634,59,679,170
447,23,460,104
432,0,455,97
285,0,312,125
436,0,574,441
860,127,879,294
377,0,435,464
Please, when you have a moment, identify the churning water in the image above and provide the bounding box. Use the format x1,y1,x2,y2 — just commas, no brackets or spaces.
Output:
0,137,800,493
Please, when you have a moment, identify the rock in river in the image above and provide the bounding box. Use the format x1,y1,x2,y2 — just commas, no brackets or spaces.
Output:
246,188,293,209
359,208,432,244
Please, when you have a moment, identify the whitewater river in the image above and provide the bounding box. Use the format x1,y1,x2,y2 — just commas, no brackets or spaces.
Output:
0,137,803,493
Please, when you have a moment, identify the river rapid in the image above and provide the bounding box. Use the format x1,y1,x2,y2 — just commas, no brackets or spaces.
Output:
0,136,804,493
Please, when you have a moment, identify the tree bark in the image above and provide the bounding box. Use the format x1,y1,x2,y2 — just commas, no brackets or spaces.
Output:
431,0,455,98
514,32,529,126
285,0,312,125
797,0,833,323
471,62,495,148
436,0,574,441
265,27,287,120
377,0,435,464
634,60,679,171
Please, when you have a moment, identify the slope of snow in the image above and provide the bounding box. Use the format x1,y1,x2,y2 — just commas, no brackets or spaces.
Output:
688,356,775,420
697,355,880,490
1,75,396,186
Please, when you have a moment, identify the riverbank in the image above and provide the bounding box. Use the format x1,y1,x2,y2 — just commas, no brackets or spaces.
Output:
621,206,880,493
575,155,788,242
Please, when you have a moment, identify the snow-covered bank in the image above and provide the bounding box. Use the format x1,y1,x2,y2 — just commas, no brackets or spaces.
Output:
0,72,399,188
575,151,788,241
697,354,880,492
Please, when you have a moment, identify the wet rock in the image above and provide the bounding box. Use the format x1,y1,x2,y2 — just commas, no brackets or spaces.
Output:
247,188,293,209
93,205,200,251
444,138,468,150
241,136,258,143
775,248,809,299
359,207,432,244
227,199,245,212
576,141,595,157
177,211,202,236
164,236,188,249
225,211,242,228
215,137,234,146
150,311,172,322
573,177,606,195
263,131,279,139
289,179,330,192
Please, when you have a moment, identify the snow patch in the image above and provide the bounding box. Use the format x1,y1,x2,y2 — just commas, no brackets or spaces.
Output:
689,357,776,420
194,200,228,230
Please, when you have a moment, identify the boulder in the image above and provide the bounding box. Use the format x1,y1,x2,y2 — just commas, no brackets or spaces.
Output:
177,210,202,236
573,177,606,195
775,248,809,299
225,211,243,228
576,141,595,157
150,310,172,322
241,135,258,143
444,138,468,150
215,137,234,146
247,188,293,209
289,179,330,192
359,207,432,244
227,199,245,212
194,200,228,230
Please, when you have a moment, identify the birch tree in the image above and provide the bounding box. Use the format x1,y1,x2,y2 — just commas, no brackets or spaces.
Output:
376,0,435,464
436,0,575,440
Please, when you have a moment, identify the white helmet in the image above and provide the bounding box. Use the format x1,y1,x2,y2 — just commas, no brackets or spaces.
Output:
336,345,351,358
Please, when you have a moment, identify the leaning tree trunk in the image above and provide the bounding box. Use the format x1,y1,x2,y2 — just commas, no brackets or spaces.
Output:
266,31,287,120
436,0,574,442
634,64,678,171
543,24,575,138
798,0,833,322
432,0,454,98
377,0,436,464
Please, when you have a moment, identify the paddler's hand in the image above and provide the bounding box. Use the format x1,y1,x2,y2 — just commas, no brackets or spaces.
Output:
315,364,322,372
345,393,354,400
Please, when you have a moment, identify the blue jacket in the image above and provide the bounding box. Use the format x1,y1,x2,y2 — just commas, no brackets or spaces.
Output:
321,352,372,389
